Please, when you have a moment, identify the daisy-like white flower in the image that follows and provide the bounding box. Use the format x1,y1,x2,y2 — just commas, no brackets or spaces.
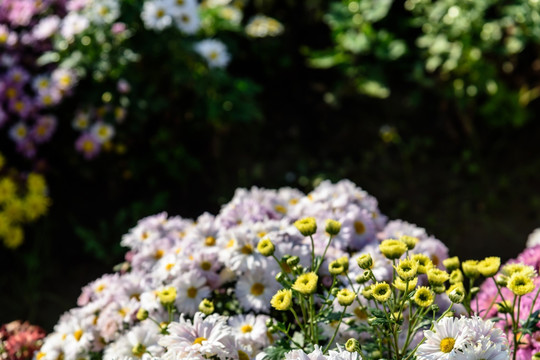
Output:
85,0,120,24
416,317,471,360
235,267,279,312
454,338,509,360
173,271,211,316
228,314,269,348
72,110,91,131
103,322,164,360
159,312,235,360
173,5,200,34
141,0,173,30
328,346,363,360
90,121,115,143
75,133,101,160
8,122,29,143
194,39,231,68
60,12,90,41
463,316,508,350
32,15,61,40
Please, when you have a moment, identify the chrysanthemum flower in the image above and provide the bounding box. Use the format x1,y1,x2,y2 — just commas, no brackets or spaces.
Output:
413,286,434,307
417,317,470,360
236,268,279,312
292,272,318,295
271,289,292,311
507,273,535,296
194,39,231,69
395,257,418,281
379,239,407,260
372,282,391,303
477,257,501,278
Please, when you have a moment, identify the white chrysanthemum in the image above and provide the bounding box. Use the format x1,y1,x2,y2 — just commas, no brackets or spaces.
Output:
454,338,509,360
8,122,28,143
194,39,231,68
155,253,182,282
417,317,472,360
463,316,508,350
159,313,235,360
56,315,95,360
526,228,540,248
61,12,90,41
121,226,161,250
33,15,61,39
103,322,164,360
284,346,326,360
235,267,279,312
90,121,115,143
220,228,266,272
85,0,120,24
228,314,269,348
173,6,200,34
173,271,211,316
245,15,284,38
328,346,363,360
141,0,173,30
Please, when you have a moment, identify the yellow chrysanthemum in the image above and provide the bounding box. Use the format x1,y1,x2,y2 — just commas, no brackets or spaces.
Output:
502,263,536,278
393,276,417,293
413,286,434,307
443,256,460,272
449,269,464,284
412,253,433,274
294,217,317,236
477,257,501,278
23,193,51,221
372,282,391,303
427,268,449,286
328,260,345,276
257,238,275,257
507,273,535,296
325,219,341,236
0,178,17,204
362,284,374,300
3,199,25,223
336,288,355,306
157,287,177,305
26,173,47,194
271,289,293,311
462,260,480,279
395,257,418,281
292,272,318,295
356,253,373,270
399,235,418,250
379,239,407,260
3,225,23,249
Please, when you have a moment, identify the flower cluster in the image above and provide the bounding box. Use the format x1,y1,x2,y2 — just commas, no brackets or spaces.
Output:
39,179,525,360
0,153,50,249
475,243,540,359
0,0,76,158
0,320,46,360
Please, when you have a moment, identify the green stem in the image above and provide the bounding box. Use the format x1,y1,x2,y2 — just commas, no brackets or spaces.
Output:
323,306,347,353
315,235,334,274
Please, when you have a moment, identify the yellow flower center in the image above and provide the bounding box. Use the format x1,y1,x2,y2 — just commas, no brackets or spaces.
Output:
131,343,146,357
155,249,164,259
205,236,216,246
187,287,198,298
82,140,94,153
37,352,45,360
74,329,83,342
96,284,105,292
166,263,174,271
241,324,253,333
354,307,368,320
227,239,235,248
354,221,366,234
250,282,264,296
156,9,165,18
193,337,207,345
241,244,253,255
200,261,212,271
440,337,455,353
274,205,286,214
181,14,190,23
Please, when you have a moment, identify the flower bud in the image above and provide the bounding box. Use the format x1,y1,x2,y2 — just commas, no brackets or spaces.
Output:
449,269,464,284
257,238,275,256
427,268,449,286
325,219,342,236
136,308,148,321
462,260,480,279
157,286,177,306
496,300,513,314
533,352,540,360
429,304,440,313
345,338,360,352
198,299,214,315
275,272,287,283
286,256,300,267
432,284,446,294
477,257,501,277
496,274,508,287
294,217,317,236
265,319,274,327
399,235,418,250
448,287,465,304
443,256,460,272
329,260,345,276
356,254,373,270
338,256,349,272
356,270,371,284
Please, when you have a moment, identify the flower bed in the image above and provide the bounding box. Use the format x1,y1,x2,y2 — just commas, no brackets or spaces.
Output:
37,180,539,360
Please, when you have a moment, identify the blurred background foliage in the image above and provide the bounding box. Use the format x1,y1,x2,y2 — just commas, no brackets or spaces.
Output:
1,0,540,332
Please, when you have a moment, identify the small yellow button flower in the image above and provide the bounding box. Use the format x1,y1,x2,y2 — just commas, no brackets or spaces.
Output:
157,287,177,305
395,258,418,281
507,273,535,296
399,235,418,250
462,260,480,279
393,277,417,293
271,289,293,311
443,256,460,272
257,238,275,257
336,288,355,306
292,272,318,295
379,239,407,260
412,253,433,274
294,217,317,236
372,282,391,303
413,286,434,307
477,257,501,277
427,268,449,286
356,253,373,270
325,219,341,236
